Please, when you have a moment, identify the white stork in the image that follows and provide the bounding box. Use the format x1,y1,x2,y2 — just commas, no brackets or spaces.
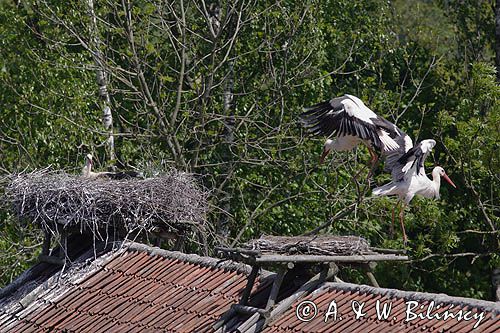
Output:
300,94,405,176
372,139,456,243
300,94,457,243
82,154,143,179
82,154,100,178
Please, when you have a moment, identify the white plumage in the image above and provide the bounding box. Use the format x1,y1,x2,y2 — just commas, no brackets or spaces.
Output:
82,154,102,179
301,95,457,243
341,95,377,124
300,94,409,174
372,139,456,243
81,154,143,180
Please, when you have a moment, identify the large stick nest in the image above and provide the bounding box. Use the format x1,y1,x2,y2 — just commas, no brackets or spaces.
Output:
243,235,370,255
3,169,208,238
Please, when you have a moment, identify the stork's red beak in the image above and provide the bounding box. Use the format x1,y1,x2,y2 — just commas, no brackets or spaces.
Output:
443,173,456,188
320,148,330,164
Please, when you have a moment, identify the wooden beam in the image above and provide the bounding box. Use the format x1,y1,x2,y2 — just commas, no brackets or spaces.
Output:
173,233,185,251
42,230,51,256
236,312,261,333
38,255,65,266
268,265,336,320
239,320,264,333
363,262,380,287
239,264,337,333
366,271,380,288
265,268,285,311
212,266,261,332
214,315,240,333
240,266,259,305
232,304,267,315
212,308,236,331
216,246,261,257
255,254,408,263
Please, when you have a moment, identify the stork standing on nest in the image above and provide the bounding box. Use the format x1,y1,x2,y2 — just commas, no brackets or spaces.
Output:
82,154,143,179
372,139,456,243
300,94,406,178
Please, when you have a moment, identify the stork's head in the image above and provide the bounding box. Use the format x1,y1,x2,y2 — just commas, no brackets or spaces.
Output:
85,154,93,166
320,139,334,164
434,166,456,188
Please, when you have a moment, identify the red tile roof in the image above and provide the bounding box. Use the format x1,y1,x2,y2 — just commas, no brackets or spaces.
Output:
0,242,267,333
0,241,498,333
264,282,499,333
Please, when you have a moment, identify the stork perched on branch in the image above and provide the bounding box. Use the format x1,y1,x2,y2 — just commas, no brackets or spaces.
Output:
300,94,406,177
300,94,456,243
82,154,143,180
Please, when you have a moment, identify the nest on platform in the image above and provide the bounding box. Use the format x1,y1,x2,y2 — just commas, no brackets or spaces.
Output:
242,235,370,256
3,168,209,239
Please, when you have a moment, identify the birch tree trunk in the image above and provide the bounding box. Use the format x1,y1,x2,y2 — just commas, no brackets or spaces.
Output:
87,0,115,165
218,61,235,239
496,0,500,81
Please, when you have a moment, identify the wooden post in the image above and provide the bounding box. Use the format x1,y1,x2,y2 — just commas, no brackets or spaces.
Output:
213,265,260,331
212,308,236,331
173,233,185,251
214,315,240,333
239,264,337,333
362,262,380,288
59,230,68,262
236,312,260,333
38,255,65,266
240,266,259,305
265,268,285,311
42,230,51,256
232,304,267,315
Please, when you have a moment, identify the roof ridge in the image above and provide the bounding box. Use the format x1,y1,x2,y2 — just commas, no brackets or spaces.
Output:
120,240,269,276
319,282,500,313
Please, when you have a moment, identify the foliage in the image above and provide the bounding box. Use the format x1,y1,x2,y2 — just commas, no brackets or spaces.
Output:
0,0,498,299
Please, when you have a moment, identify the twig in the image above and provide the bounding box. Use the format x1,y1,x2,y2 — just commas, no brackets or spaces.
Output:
406,252,494,264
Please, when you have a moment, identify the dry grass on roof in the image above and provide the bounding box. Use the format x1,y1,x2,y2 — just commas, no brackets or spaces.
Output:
2,168,209,238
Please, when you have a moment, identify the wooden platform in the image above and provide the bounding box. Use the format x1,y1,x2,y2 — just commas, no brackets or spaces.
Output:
217,235,408,266
214,236,409,332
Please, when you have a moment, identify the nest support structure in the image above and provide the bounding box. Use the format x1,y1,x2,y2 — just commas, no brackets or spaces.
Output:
213,235,409,333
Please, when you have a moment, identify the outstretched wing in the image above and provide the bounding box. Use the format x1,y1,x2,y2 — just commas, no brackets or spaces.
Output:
382,131,414,174
389,139,436,182
300,94,402,152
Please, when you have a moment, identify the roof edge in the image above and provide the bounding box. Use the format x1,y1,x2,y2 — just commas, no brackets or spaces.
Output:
120,240,267,276
319,282,500,313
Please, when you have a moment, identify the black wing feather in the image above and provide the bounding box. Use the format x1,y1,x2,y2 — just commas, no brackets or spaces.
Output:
300,96,384,150
389,139,435,181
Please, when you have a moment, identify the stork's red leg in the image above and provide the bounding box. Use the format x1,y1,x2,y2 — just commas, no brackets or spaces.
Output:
390,201,399,238
367,147,378,179
399,203,408,245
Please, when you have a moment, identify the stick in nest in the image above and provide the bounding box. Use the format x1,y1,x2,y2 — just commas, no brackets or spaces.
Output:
2,168,210,241
243,235,370,256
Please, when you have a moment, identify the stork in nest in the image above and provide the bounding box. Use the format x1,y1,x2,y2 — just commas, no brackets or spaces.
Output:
82,154,143,180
